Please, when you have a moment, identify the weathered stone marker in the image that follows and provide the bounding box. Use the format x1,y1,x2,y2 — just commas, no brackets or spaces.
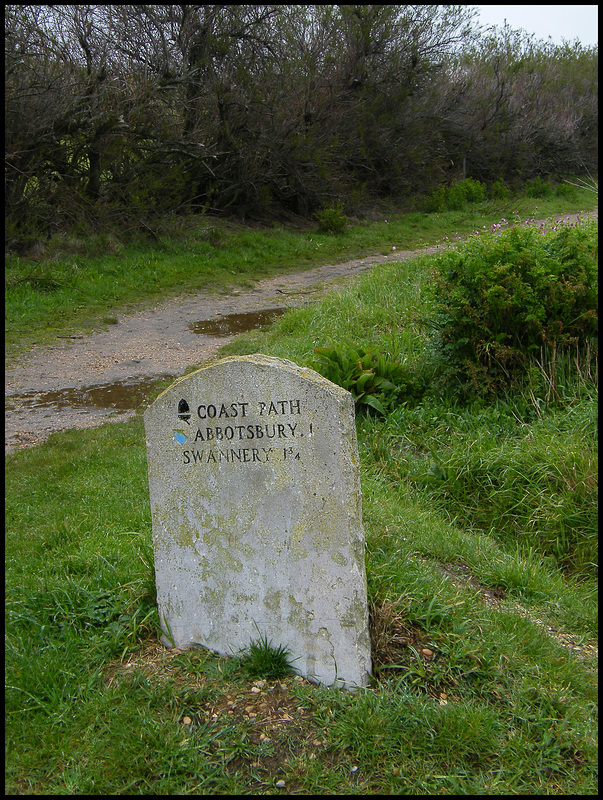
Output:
144,354,371,689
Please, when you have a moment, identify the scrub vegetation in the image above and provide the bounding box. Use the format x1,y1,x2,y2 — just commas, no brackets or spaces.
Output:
5,195,597,793
6,6,597,249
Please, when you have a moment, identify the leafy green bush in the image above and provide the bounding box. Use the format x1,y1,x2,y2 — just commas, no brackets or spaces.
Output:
460,178,487,203
309,343,417,415
315,201,349,233
487,178,511,200
426,222,598,395
554,181,579,199
421,179,486,212
524,177,554,198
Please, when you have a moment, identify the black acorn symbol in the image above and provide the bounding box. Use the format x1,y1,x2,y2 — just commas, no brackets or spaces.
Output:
178,399,191,424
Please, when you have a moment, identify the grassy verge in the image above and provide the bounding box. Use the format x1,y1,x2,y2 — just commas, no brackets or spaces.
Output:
5,186,597,359
5,198,598,794
6,414,597,794
6,189,598,794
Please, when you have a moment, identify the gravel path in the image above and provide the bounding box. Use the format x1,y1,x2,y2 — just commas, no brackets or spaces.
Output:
5,210,597,453
5,249,421,452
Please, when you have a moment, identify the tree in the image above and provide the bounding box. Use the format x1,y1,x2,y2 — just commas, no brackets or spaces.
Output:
437,24,598,182
5,5,597,248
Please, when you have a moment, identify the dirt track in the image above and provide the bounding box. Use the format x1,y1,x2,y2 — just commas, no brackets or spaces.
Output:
5,210,597,453
5,248,423,452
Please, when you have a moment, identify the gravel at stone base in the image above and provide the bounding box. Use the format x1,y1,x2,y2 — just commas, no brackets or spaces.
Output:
5,209,597,453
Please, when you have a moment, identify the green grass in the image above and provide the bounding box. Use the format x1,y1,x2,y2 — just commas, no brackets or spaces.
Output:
5,193,598,794
5,186,597,359
236,629,297,680
5,416,597,793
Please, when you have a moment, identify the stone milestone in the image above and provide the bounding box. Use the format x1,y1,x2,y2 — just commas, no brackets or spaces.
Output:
144,354,371,689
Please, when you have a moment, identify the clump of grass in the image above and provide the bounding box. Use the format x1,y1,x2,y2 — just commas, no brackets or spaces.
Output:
564,173,598,196
236,630,296,680
522,341,598,408
410,402,598,574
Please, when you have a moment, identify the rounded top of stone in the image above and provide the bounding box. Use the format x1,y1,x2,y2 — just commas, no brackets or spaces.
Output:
146,353,352,410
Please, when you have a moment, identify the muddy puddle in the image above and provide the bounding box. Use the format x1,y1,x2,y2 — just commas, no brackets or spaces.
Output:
5,307,292,451
5,376,172,415
7,308,289,419
189,307,288,336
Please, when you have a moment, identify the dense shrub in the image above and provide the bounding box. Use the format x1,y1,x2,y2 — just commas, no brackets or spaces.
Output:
420,179,487,212
524,177,554,198
315,201,349,234
426,221,598,395
6,6,597,247
487,179,511,200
